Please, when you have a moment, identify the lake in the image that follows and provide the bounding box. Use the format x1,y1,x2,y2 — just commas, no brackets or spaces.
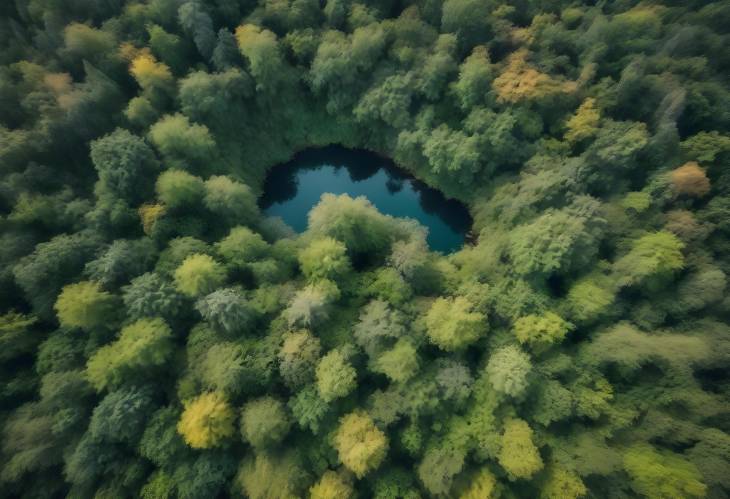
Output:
259,147,472,253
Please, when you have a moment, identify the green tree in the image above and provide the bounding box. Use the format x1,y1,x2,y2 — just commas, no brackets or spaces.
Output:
497,419,543,480
310,470,354,499
122,272,187,321
177,392,236,449
240,396,291,449
203,175,259,226
613,231,685,291
90,128,160,204
236,451,310,499
372,339,419,383
299,237,351,283
451,45,492,110
334,411,389,478
235,24,287,92
156,169,205,209
195,287,255,335
316,349,356,402
425,296,486,351
174,253,226,297
86,318,174,391
485,345,532,398
623,444,706,499
148,114,216,173
513,312,573,353
54,281,118,331
278,330,321,389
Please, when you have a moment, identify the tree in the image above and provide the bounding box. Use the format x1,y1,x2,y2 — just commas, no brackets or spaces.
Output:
288,384,330,434
451,46,492,110
316,349,357,402
86,318,174,391
307,194,394,258
623,444,706,499
84,239,157,289
203,175,259,226
441,0,491,50
90,128,160,204
215,226,269,269
485,345,532,398
299,237,351,283
198,341,274,398
564,275,616,324
540,465,587,499
236,451,310,499
425,296,486,351
129,51,175,101
310,470,354,499
509,197,605,276
177,392,236,449
148,114,216,173
156,169,205,209
174,253,226,297
513,312,573,353
670,161,711,198
178,1,216,59
285,282,335,328
565,98,601,143
235,24,286,92
88,386,155,444
353,300,407,357
417,445,466,495
613,231,685,291
195,287,255,335
278,330,321,389
240,396,291,450
54,281,118,331
334,411,389,478
372,339,419,383
122,272,187,321
497,419,543,480
459,468,498,498
139,407,189,468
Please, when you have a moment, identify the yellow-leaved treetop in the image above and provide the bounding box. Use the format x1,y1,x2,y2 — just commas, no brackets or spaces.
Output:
493,49,575,104
565,98,601,143
334,411,388,478
54,281,117,331
138,203,166,235
670,161,711,198
309,470,355,499
460,468,499,498
497,419,543,480
129,51,174,96
540,464,588,499
177,392,236,449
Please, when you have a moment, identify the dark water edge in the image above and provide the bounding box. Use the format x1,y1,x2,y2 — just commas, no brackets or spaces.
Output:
259,146,473,253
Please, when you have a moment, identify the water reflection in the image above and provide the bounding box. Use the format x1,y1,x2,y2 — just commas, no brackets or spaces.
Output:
260,147,472,253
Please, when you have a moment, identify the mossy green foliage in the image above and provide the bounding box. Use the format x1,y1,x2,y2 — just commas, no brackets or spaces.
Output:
0,1,728,497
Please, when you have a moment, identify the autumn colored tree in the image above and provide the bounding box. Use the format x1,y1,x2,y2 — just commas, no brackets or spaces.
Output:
177,392,236,449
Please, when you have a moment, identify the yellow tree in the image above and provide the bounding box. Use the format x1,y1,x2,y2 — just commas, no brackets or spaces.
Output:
177,392,236,449
334,411,389,478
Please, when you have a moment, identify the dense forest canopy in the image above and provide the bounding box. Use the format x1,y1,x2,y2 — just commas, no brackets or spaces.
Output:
0,0,729,497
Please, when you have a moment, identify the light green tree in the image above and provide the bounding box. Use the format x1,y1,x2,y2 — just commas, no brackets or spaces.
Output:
425,296,486,351
174,253,226,297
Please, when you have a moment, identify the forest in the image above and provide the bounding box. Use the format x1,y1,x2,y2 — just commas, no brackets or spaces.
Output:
0,0,729,497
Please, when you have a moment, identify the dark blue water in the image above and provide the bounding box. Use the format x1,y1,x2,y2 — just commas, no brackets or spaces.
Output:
259,147,471,253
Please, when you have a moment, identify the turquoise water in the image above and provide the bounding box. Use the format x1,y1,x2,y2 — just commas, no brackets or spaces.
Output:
260,147,471,253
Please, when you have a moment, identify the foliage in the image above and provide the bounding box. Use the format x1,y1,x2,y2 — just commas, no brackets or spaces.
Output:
334,411,388,478
485,346,532,398
174,253,226,297
177,392,236,449
240,396,291,449
86,318,173,391
54,281,118,331
316,349,357,403
498,419,543,480
425,296,486,351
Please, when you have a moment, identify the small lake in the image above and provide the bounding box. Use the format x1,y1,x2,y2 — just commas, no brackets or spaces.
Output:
260,147,472,253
